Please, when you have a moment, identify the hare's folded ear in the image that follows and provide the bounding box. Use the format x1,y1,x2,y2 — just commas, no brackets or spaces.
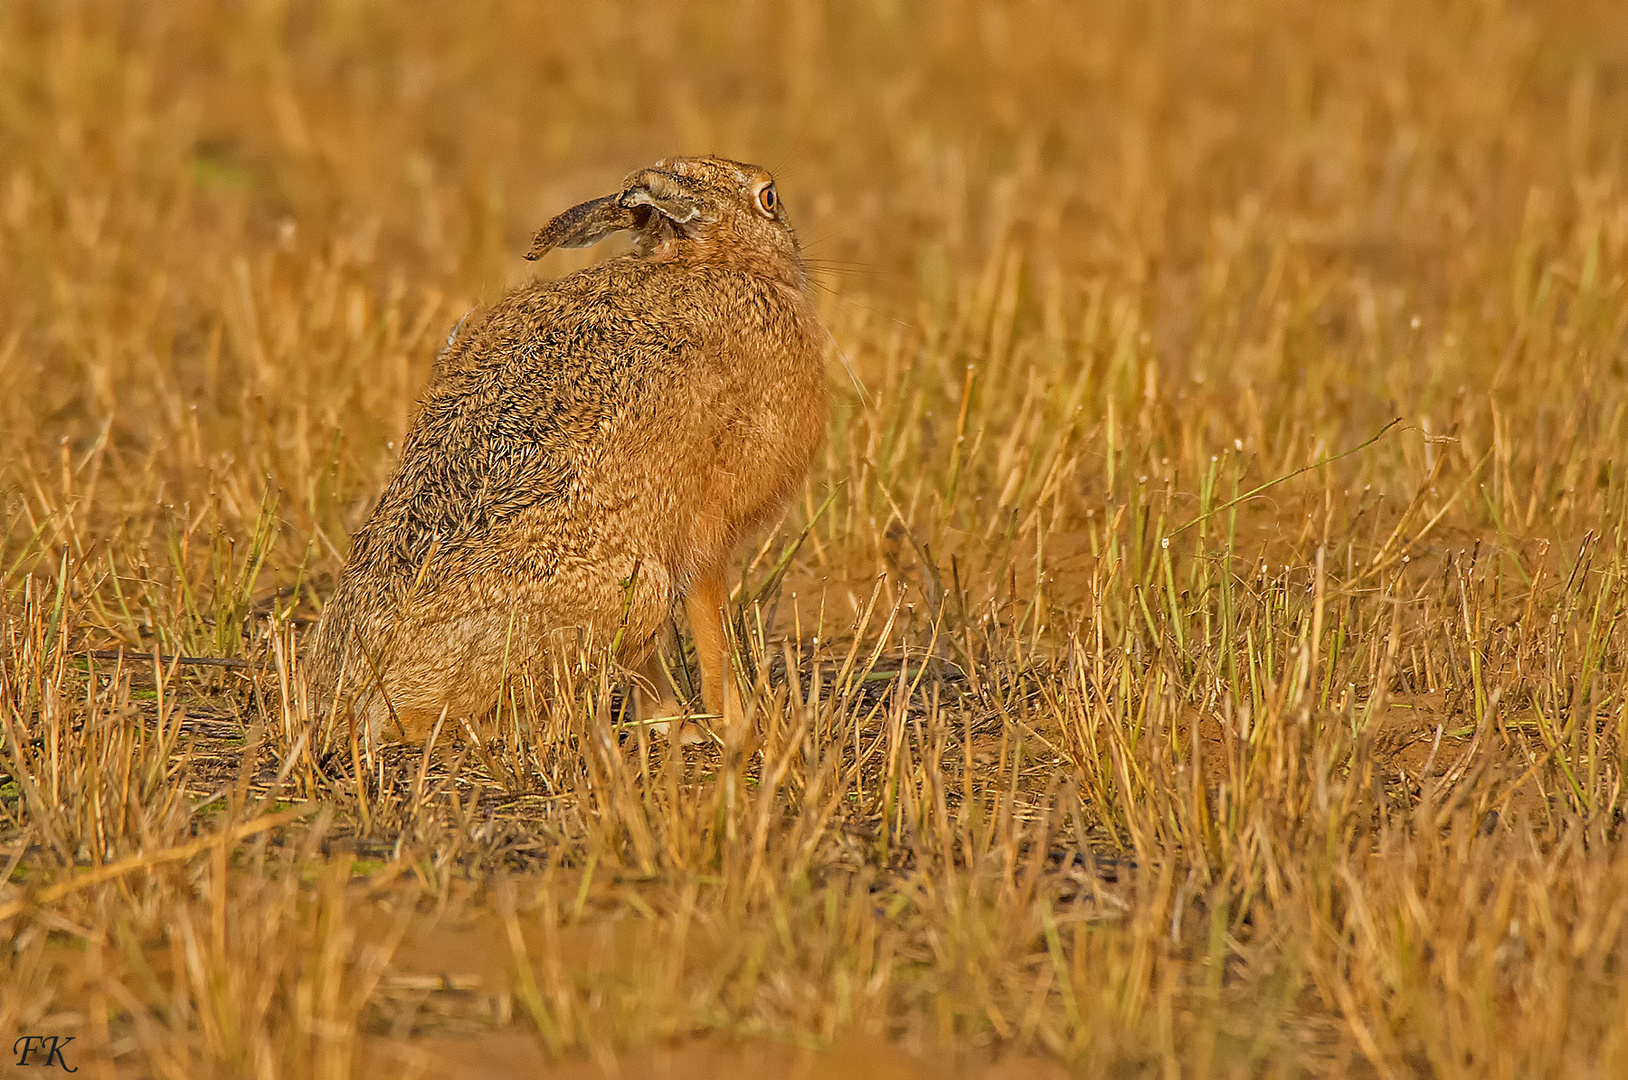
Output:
616,168,703,228
525,195,638,261
525,170,706,261
619,186,700,226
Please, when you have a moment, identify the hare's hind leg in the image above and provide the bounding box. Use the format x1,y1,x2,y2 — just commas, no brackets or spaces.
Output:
685,565,745,731
634,624,705,744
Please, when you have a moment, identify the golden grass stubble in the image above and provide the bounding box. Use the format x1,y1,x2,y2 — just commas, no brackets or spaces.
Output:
4,0,1628,1073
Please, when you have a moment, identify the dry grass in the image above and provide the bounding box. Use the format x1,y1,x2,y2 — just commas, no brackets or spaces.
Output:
5,0,1628,1075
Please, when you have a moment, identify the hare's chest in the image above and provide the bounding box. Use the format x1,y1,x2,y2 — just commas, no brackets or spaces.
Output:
705,373,823,523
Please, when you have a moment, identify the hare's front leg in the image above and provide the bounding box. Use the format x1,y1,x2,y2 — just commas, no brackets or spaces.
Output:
685,564,745,730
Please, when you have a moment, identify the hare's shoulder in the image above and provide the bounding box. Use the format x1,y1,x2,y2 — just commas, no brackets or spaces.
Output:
443,263,690,378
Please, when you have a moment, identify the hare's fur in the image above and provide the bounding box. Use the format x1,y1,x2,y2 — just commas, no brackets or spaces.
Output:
303,157,826,743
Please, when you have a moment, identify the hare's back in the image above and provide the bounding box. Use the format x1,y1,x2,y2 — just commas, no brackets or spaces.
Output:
345,268,687,584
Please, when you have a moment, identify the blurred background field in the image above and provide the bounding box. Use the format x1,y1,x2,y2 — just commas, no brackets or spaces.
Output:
5,0,1628,1076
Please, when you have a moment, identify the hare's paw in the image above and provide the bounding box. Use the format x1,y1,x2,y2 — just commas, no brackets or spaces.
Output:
648,717,712,746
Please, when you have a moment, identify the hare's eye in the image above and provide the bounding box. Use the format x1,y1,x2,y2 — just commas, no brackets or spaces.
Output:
756,185,777,216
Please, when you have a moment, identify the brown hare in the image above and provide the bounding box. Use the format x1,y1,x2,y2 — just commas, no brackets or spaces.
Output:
303,157,826,745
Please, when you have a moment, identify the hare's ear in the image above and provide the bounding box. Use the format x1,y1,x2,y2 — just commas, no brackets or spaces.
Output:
619,184,700,226
524,195,638,261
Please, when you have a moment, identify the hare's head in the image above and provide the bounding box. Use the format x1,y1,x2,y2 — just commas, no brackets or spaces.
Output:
526,157,803,287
